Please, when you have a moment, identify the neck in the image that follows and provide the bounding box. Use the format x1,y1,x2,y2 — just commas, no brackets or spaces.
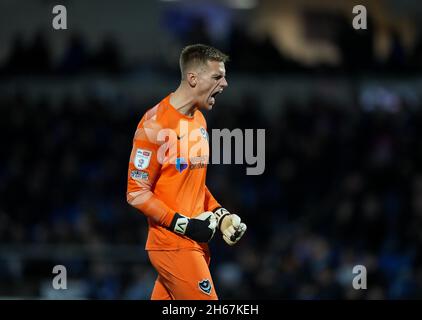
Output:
169,82,198,117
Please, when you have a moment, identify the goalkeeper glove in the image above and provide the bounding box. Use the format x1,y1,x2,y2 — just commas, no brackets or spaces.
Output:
213,207,247,246
169,211,217,243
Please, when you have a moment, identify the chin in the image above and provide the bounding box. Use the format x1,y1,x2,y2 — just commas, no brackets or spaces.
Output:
201,104,213,111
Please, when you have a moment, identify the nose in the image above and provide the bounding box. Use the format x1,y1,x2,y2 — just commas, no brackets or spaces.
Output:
221,77,228,88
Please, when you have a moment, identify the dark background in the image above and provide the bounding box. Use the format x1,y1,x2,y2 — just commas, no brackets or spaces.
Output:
1,0,422,299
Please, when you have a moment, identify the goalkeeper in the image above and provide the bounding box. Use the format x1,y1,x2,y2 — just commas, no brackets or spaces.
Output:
126,44,246,300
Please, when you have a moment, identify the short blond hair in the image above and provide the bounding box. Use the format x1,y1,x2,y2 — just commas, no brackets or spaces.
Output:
179,44,229,79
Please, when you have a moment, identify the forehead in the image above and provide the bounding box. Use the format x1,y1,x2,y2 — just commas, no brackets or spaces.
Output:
204,60,226,75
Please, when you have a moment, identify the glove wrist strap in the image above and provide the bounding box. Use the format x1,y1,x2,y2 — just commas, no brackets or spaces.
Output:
169,213,189,235
213,207,230,229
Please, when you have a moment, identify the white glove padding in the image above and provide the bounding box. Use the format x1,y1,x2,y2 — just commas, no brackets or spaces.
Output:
219,212,247,246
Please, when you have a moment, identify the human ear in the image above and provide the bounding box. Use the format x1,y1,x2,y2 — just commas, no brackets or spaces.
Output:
187,72,197,87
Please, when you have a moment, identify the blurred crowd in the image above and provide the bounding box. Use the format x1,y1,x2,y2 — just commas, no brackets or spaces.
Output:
2,0,422,301
1,81,422,299
2,14,422,77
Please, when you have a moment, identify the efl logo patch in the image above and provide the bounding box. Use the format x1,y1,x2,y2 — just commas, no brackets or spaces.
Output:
198,279,212,295
134,149,151,170
175,157,188,173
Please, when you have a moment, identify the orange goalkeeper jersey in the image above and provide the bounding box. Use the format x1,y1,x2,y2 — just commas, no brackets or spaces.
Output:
126,94,221,251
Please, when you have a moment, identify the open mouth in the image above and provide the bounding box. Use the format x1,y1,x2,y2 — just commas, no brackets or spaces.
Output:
209,90,223,105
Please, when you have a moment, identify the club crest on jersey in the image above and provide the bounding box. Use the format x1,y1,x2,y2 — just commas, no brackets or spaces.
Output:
200,127,209,141
134,149,151,170
198,279,212,295
175,157,188,173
